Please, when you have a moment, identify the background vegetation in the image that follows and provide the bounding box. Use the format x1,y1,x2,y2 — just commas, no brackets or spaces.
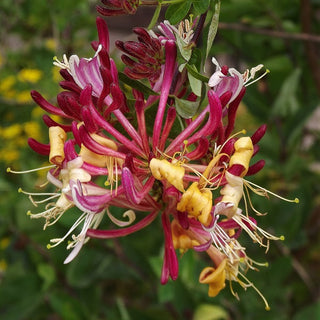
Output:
0,0,319,319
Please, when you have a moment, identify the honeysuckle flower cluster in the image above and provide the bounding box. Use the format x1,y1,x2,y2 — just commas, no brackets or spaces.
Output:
9,1,299,310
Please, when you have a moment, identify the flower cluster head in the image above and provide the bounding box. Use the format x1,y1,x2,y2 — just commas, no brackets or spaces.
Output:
10,7,299,310
97,0,140,16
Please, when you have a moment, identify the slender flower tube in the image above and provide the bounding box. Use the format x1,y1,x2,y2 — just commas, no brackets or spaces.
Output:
152,40,177,153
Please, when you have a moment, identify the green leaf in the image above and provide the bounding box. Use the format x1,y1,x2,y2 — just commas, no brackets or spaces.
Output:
206,0,221,61
272,68,301,117
176,34,193,62
186,64,209,82
165,0,192,25
175,97,200,118
188,68,202,97
189,47,202,70
193,304,228,320
37,263,56,291
118,72,158,98
192,0,211,15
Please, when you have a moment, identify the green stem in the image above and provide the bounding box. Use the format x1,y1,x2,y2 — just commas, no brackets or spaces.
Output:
161,0,185,4
140,0,159,5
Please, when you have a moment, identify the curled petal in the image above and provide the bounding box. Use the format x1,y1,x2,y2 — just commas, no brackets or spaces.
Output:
150,158,185,192
219,172,244,218
49,126,67,166
106,208,136,227
199,259,227,297
177,182,212,226
229,137,254,176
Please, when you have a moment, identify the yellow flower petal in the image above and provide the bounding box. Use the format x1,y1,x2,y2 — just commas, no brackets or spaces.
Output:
229,137,253,176
177,182,212,226
49,126,67,165
220,171,243,218
150,158,185,192
199,259,227,297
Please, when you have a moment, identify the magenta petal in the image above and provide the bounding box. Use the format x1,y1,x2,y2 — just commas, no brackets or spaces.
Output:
82,106,98,133
251,124,267,145
176,211,189,230
158,107,176,152
185,137,209,160
96,16,110,52
247,159,265,176
78,125,125,159
187,90,222,145
86,102,145,157
122,167,155,205
64,140,78,161
161,213,179,283
193,240,212,252
31,90,71,118
42,115,72,132
28,138,50,155
71,181,111,213
152,40,177,152
228,164,245,176
57,91,82,120
72,121,82,147
224,87,246,138
165,104,210,156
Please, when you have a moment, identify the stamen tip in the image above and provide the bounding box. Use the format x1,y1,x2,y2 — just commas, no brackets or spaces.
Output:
27,210,32,216
265,306,271,311
6,167,11,173
294,198,299,204
18,188,22,193
280,235,285,241
47,244,52,249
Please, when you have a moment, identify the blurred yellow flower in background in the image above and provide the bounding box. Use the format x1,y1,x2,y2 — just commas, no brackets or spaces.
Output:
17,68,43,83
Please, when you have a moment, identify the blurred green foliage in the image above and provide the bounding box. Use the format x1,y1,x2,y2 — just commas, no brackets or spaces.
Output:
1,0,320,319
